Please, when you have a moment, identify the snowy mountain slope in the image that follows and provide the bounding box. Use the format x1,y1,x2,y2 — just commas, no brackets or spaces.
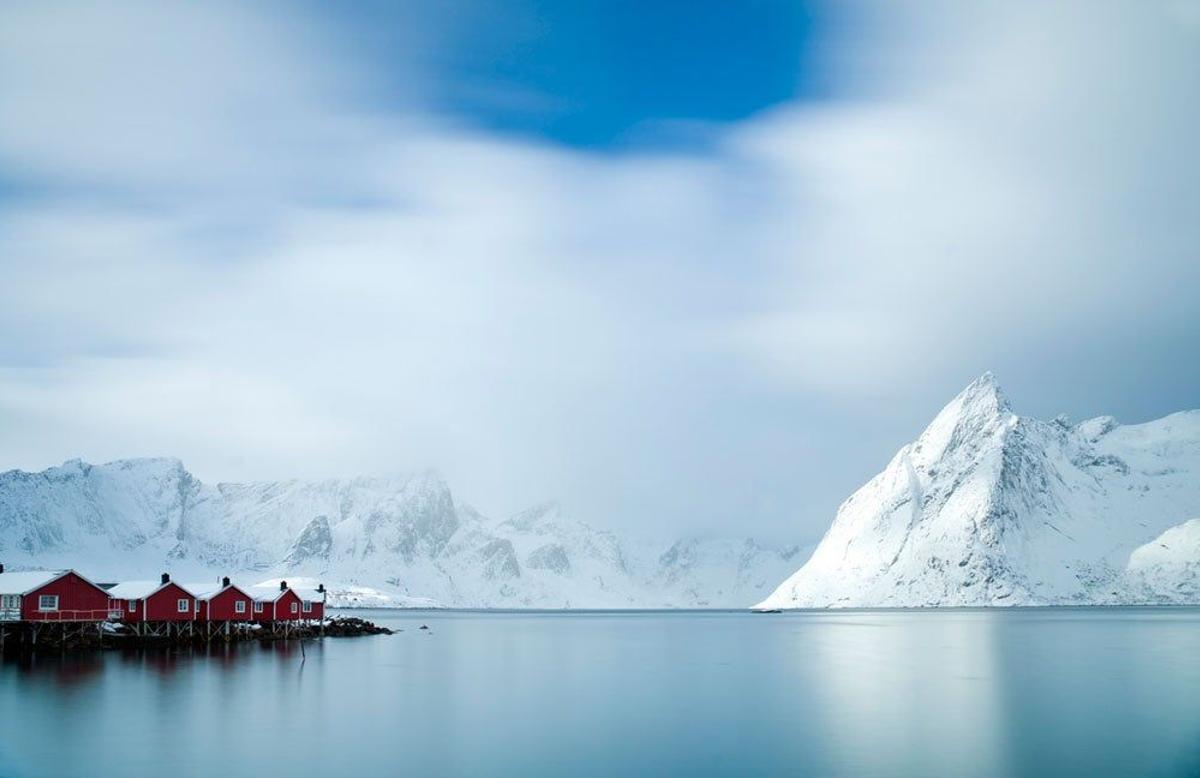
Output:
1124,519,1200,604
757,374,1200,608
0,460,798,608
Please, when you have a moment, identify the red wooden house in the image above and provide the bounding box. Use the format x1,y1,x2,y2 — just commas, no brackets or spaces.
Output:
299,584,326,621
251,581,304,621
186,577,254,622
107,574,197,623
0,567,114,622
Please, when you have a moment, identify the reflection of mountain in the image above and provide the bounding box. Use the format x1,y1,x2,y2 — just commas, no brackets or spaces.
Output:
0,463,800,608
759,374,1200,608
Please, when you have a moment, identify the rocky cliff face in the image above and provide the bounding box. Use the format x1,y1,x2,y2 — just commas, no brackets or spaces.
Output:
757,374,1200,608
0,461,799,608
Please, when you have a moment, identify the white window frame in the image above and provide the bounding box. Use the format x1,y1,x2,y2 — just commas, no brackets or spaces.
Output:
1,594,19,609
235,600,246,614
38,594,59,612
177,598,190,613
290,601,298,614
254,601,264,613
128,600,138,611
303,601,312,613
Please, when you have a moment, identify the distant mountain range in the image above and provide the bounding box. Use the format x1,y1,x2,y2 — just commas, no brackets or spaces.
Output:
0,458,803,608
4,374,1196,609
757,374,1200,608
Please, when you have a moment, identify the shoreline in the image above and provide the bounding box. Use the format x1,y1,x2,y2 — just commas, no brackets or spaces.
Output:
0,616,392,656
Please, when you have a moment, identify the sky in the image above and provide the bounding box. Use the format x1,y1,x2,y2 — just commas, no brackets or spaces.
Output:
0,1,1197,545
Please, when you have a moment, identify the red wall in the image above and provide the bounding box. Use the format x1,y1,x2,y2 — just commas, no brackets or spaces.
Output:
205,586,253,621
21,572,112,622
277,589,303,621
251,590,321,621
303,598,325,621
117,582,198,623
251,597,273,623
147,582,198,622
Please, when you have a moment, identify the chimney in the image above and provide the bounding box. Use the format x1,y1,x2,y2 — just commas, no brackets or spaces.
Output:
280,580,288,591
161,572,170,585
0,563,5,574
222,576,231,588
317,584,325,594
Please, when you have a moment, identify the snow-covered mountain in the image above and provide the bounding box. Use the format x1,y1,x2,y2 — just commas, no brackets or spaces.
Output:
757,373,1200,609
0,459,802,608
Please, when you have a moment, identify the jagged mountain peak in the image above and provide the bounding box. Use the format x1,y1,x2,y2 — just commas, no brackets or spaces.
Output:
502,500,563,531
2,456,188,483
757,379,1200,609
939,372,1011,421
84,456,188,474
910,372,1015,467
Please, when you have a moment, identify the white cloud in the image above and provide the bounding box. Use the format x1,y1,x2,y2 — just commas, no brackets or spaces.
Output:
0,1,1196,540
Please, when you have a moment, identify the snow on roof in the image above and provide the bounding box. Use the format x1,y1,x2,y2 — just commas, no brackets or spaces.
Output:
247,585,291,602
0,570,65,595
106,580,194,599
182,581,246,600
251,578,325,602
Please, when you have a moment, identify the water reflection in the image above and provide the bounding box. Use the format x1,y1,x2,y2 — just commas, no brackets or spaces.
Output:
0,609,1198,777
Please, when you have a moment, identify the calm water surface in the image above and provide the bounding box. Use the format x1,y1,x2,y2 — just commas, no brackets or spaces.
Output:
2,608,1199,777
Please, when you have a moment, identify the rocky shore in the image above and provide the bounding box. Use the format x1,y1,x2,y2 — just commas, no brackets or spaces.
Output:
0,615,394,655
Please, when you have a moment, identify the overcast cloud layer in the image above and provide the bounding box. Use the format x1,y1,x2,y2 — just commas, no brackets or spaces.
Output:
1,1,1197,543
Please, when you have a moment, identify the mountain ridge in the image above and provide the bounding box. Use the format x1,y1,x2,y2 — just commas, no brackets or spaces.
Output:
0,457,802,608
756,375,1200,608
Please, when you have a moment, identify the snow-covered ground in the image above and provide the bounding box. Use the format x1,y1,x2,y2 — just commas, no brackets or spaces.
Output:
1124,519,1200,604
0,461,801,608
757,374,1200,609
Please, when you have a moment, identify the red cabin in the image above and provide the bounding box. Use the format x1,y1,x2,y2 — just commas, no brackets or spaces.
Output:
186,577,254,622
297,585,326,622
0,568,114,622
107,574,198,623
251,581,304,621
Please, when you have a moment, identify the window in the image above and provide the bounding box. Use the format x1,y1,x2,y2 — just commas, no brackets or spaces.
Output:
235,600,246,614
38,594,59,611
290,602,298,614
128,600,138,611
254,602,263,613
177,598,190,613
1,595,19,609
303,601,312,613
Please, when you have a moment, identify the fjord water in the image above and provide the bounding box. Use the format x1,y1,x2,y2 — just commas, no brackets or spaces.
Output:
2,610,1199,777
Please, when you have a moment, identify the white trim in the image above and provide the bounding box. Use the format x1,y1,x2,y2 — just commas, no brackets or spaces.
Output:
254,601,264,614
128,600,138,611
302,601,312,613
38,594,60,611
177,598,190,613
235,600,247,614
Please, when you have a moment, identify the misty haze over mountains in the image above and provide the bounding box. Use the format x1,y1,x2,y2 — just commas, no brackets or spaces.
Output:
0,457,803,608
2,376,1197,609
